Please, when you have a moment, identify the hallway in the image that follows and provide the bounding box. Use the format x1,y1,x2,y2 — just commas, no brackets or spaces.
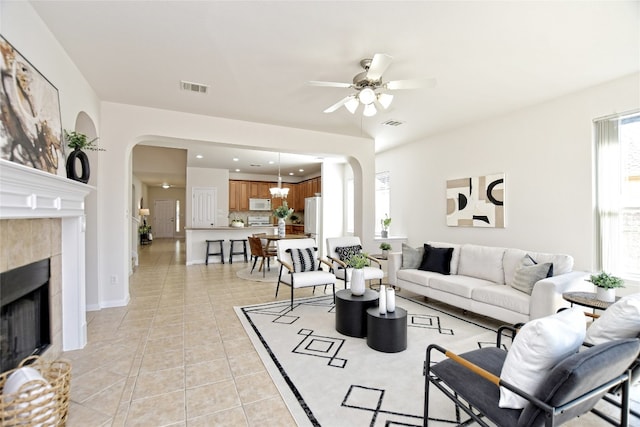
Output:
65,238,312,426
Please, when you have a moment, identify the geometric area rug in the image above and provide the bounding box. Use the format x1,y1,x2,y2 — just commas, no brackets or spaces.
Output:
235,294,506,426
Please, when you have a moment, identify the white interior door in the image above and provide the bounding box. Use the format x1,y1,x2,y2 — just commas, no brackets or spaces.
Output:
192,187,216,228
153,199,175,238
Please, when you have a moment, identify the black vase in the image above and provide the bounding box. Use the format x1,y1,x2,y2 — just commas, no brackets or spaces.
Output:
66,148,90,183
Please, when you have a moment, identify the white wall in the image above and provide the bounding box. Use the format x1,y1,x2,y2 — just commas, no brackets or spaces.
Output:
2,1,103,309
377,73,640,274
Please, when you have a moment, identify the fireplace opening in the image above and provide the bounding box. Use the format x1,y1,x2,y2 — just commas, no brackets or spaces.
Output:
0,259,51,372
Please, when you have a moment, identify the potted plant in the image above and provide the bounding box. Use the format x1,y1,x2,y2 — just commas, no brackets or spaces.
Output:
346,252,369,296
586,271,624,302
379,242,392,259
273,201,294,237
381,214,391,238
229,213,245,228
64,130,104,183
138,224,152,245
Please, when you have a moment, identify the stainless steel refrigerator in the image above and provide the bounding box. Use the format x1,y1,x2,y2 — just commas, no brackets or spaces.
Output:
304,196,322,237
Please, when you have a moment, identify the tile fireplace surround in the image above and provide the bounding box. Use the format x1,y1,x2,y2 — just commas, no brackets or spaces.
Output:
0,159,93,363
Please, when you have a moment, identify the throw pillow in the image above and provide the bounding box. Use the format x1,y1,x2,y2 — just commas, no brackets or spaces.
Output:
287,247,317,272
498,307,586,409
585,293,640,345
335,245,362,262
418,244,453,275
400,243,424,269
511,255,553,295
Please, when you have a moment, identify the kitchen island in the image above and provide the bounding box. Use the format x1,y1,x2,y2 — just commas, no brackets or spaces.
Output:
185,226,276,265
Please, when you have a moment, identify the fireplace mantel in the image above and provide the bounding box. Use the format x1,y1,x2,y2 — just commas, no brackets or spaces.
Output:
0,159,93,351
0,159,93,219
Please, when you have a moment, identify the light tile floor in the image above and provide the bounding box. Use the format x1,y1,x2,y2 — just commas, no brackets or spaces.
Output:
65,238,310,426
63,238,628,426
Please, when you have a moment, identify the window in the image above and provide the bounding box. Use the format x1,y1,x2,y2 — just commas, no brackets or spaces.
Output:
595,112,640,280
375,171,390,235
175,200,180,233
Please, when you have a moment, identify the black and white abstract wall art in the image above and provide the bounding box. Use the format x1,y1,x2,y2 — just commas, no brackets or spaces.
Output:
446,173,505,228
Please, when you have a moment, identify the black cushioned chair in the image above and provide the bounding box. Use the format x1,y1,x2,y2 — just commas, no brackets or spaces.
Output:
424,338,640,427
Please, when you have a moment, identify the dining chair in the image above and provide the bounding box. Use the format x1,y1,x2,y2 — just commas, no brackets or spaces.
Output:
326,236,383,290
248,236,276,277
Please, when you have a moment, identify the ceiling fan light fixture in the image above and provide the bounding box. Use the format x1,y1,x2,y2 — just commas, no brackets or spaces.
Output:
358,87,376,105
363,103,377,117
344,97,359,114
377,93,393,109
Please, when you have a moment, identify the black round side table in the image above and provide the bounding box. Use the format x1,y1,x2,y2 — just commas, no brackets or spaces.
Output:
366,306,407,353
335,289,379,337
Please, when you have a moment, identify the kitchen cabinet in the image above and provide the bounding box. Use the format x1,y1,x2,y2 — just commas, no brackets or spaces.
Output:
229,180,249,211
250,181,271,199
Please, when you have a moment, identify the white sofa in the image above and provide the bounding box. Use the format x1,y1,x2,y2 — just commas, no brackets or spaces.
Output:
387,242,592,325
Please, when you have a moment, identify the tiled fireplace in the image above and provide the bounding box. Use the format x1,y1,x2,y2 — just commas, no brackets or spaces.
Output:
0,160,92,366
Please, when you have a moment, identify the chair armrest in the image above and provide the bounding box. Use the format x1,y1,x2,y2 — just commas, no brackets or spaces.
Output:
277,258,294,272
365,254,382,268
426,344,500,386
319,258,333,269
327,255,347,269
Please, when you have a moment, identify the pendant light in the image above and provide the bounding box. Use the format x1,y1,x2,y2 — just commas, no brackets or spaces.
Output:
269,153,289,198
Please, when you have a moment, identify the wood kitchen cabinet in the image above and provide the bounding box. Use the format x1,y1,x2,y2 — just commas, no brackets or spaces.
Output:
250,181,271,199
229,180,249,211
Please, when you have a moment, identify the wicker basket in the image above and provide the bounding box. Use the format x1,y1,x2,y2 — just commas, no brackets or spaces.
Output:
0,356,71,426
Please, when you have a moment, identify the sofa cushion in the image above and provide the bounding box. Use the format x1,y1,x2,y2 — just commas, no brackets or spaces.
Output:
418,244,454,275
430,275,495,299
400,243,424,269
511,255,553,295
499,307,586,409
503,248,574,287
427,241,461,275
396,268,434,288
457,244,506,284
472,284,531,315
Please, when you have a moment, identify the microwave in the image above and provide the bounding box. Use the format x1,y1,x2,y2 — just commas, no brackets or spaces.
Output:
249,198,272,211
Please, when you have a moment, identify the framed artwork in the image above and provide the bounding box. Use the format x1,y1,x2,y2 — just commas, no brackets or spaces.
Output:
0,35,65,176
446,173,505,228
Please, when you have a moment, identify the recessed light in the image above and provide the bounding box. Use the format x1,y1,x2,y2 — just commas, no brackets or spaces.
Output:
233,157,239,162
235,169,240,172
162,183,170,189
289,172,294,176
196,154,203,159
268,160,275,164
299,169,304,172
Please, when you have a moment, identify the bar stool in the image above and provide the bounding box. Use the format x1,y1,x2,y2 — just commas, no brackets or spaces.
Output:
229,239,248,264
205,239,225,265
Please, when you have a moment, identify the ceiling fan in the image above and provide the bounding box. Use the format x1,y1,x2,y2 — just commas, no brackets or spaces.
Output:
308,53,436,117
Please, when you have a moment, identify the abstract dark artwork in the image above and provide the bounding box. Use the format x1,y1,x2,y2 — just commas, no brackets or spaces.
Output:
447,173,505,227
0,35,64,175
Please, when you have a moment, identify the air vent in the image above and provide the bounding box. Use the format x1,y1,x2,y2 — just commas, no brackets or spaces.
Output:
250,164,262,167
381,119,404,127
180,80,209,94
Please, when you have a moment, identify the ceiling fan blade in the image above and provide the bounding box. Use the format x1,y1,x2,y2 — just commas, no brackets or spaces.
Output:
366,53,393,80
323,96,355,113
308,80,352,88
385,77,437,90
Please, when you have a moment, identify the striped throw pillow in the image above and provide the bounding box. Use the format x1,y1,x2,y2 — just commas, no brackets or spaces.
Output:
287,247,317,272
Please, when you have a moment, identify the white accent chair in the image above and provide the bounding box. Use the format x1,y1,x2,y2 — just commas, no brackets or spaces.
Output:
326,236,384,290
275,238,336,309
